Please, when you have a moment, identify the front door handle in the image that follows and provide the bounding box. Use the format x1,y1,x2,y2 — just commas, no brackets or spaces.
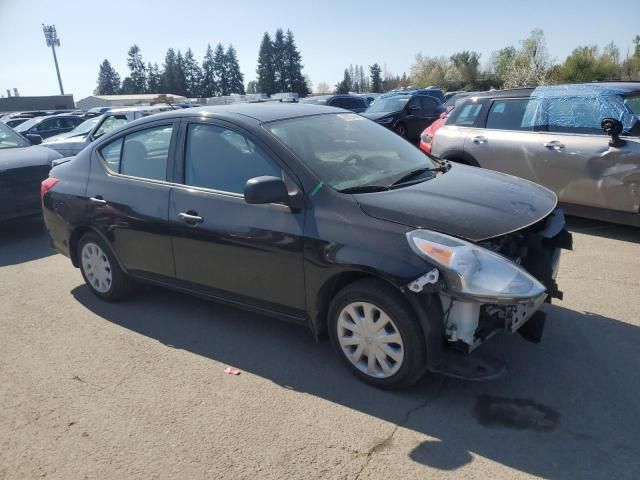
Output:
89,196,107,206
543,141,565,150
179,212,204,225
472,136,487,144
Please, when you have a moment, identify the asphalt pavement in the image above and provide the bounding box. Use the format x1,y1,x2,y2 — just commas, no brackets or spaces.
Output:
1,215,639,479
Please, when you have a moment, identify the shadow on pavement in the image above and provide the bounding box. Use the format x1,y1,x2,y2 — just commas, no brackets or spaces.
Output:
566,215,640,243
0,215,55,266
71,284,640,480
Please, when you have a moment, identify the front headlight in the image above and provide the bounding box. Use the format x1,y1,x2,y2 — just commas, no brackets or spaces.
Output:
406,229,546,301
376,116,395,125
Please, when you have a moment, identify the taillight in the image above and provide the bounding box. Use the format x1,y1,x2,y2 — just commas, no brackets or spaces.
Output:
41,177,59,200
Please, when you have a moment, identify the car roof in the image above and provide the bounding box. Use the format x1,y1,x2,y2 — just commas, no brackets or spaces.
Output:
471,82,640,99
153,103,342,123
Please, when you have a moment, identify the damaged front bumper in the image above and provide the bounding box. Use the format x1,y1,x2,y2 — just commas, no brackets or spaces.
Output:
406,209,572,380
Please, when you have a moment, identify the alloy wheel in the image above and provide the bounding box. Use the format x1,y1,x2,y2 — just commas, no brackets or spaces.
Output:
336,302,404,378
81,242,113,293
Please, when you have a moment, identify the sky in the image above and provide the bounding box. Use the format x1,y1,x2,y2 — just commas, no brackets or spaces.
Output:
1,0,638,100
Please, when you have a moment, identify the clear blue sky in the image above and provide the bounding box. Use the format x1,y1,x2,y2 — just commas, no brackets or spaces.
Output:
1,0,638,100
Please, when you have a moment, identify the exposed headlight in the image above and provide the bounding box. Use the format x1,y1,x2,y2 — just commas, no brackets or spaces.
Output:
406,229,546,302
376,116,395,125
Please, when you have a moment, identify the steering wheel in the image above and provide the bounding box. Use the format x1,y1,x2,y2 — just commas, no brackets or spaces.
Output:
344,154,363,165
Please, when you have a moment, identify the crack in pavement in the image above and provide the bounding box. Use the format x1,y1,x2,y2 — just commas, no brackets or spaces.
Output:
353,376,448,480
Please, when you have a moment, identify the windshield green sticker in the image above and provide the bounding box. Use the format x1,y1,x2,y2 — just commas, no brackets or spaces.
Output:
310,181,325,196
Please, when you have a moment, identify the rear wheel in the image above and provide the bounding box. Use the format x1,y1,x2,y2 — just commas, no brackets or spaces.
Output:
328,279,427,389
78,233,133,301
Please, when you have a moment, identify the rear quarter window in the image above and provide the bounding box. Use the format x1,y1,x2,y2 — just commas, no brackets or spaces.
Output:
486,98,536,131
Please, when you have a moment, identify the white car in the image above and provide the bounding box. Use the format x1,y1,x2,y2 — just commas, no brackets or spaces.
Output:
43,105,174,158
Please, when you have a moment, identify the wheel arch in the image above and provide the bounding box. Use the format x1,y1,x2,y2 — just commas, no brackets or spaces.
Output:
438,148,480,167
69,225,126,272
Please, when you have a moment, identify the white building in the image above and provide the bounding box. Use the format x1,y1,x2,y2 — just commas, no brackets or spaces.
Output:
77,94,185,109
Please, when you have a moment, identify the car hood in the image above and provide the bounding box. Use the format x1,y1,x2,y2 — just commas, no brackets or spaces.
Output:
360,111,398,121
355,164,557,242
43,132,88,144
0,145,62,171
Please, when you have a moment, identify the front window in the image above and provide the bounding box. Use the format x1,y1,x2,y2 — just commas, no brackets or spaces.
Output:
93,114,128,139
14,117,43,133
69,116,101,136
365,96,410,114
0,122,30,149
624,95,640,117
265,113,438,191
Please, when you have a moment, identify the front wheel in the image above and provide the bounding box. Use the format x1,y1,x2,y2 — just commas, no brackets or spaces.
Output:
328,279,427,389
78,233,133,301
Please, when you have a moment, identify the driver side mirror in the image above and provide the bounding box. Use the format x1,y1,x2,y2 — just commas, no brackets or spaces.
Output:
601,118,626,148
25,133,43,145
244,176,290,205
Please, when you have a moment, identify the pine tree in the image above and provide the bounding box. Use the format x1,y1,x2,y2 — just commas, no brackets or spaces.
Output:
95,59,121,95
369,63,382,93
335,69,352,94
213,43,228,96
147,62,161,93
126,45,147,93
121,77,135,94
201,44,217,97
283,29,309,96
161,48,180,94
175,50,187,97
183,48,203,98
256,32,276,95
272,29,287,93
225,44,245,95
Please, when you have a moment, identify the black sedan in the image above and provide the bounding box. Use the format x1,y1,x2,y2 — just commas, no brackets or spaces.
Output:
0,122,62,221
14,114,87,140
300,95,369,113
42,104,571,388
361,93,446,140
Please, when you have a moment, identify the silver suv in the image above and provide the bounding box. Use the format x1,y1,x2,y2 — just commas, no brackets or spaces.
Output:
432,82,640,227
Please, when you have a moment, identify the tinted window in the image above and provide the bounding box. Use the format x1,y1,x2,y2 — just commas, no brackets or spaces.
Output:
185,124,281,194
99,125,173,181
420,96,438,114
331,97,366,110
406,98,421,111
449,102,484,126
486,98,532,131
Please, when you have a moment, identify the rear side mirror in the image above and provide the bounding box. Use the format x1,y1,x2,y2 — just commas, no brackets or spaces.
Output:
601,118,625,148
244,176,289,205
25,134,43,145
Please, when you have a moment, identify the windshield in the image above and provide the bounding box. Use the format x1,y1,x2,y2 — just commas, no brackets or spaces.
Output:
265,113,437,191
366,96,410,114
0,122,31,149
14,116,44,132
69,116,100,136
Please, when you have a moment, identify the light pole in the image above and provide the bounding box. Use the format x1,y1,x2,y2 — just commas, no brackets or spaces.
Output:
42,24,64,95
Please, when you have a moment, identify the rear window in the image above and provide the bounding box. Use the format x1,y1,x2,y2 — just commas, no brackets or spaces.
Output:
331,97,366,110
449,102,484,126
485,98,535,131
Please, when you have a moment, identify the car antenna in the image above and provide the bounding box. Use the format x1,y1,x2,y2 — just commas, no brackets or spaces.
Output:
152,95,177,110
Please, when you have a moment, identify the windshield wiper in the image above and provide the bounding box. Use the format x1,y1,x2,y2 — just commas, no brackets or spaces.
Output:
339,185,390,194
388,163,450,187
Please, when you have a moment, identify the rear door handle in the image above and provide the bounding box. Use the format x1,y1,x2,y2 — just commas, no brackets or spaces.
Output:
472,136,487,144
543,141,565,150
89,196,107,206
178,212,204,225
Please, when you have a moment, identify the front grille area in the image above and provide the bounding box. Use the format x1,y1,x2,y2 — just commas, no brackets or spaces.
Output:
0,165,51,220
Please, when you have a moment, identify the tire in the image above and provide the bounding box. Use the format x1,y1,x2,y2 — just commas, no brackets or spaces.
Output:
77,232,134,301
328,278,427,389
394,123,408,138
